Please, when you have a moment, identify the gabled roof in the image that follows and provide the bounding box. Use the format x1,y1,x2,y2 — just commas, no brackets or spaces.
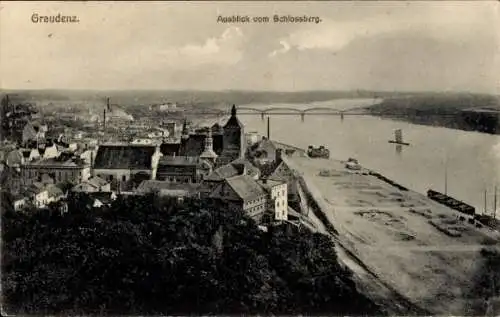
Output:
231,158,260,177
270,160,294,179
93,145,156,170
205,158,259,181
211,175,266,202
225,175,266,201
159,156,201,166
206,164,239,181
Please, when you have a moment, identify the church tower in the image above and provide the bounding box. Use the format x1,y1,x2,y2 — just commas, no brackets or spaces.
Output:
219,104,245,165
200,129,218,164
181,119,190,140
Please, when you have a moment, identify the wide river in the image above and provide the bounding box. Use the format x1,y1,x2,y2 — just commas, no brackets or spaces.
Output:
214,98,500,215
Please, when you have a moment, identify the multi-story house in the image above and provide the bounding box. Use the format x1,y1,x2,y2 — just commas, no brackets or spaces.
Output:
257,178,288,221
92,144,161,186
201,158,260,197
156,156,212,183
209,175,268,222
20,157,91,186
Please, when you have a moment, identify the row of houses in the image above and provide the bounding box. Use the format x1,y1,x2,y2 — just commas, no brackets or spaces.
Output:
3,105,305,225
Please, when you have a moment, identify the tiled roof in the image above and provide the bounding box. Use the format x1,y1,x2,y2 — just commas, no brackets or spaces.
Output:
206,158,259,181
159,156,200,166
94,145,156,170
206,164,239,181
27,157,86,168
231,158,260,177
225,175,266,201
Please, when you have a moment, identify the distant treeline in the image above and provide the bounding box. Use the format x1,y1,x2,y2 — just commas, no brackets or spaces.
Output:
0,89,419,109
365,94,500,134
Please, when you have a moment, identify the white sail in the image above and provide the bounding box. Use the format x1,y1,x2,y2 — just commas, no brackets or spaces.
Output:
395,129,403,143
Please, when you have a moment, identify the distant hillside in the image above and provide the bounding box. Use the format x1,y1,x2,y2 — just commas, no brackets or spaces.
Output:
364,93,500,134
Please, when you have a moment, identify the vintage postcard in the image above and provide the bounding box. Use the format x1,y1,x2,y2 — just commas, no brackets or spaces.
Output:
1,1,499,316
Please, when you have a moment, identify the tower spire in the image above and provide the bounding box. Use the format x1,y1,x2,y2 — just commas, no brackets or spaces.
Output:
205,129,213,151
200,127,217,163
181,119,189,139
231,104,236,117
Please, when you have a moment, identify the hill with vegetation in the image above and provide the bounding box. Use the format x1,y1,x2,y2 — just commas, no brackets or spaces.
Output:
2,193,383,315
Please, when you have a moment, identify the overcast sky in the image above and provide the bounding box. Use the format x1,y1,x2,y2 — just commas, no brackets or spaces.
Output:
1,1,499,92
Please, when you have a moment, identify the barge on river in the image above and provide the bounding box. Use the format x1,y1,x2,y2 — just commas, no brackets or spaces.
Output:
307,145,330,159
427,189,475,216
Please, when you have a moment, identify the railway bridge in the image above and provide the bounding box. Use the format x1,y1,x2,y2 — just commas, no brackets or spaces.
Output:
200,106,372,122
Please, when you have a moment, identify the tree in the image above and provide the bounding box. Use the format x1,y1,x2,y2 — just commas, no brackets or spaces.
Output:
2,194,383,315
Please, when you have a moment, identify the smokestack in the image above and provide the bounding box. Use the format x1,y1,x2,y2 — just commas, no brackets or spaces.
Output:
106,97,110,111
103,108,106,130
267,116,270,140
90,151,94,177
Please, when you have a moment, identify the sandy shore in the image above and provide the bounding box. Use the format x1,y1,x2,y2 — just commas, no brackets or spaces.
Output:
285,155,500,315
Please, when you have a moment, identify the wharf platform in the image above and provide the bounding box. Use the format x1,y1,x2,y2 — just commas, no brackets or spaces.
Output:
285,155,500,315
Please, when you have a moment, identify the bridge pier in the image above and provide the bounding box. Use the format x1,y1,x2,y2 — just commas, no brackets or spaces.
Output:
261,112,265,121
300,113,305,122
340,112,344,121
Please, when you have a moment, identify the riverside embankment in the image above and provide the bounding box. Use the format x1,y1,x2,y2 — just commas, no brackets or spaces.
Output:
281,152,500,316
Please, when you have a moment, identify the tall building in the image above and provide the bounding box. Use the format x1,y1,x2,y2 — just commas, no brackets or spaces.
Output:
219,105,245,166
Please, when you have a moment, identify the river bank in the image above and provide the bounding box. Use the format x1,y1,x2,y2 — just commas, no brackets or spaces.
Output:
364,94,500,135
278,147,500,315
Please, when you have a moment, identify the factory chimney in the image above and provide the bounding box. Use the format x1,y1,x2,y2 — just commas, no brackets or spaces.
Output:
267,116,270,140
103,108,106,130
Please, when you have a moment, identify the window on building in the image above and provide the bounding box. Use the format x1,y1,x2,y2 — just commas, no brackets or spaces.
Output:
122,175,126,182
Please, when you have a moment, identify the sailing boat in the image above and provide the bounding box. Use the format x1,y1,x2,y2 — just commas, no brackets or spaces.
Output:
388,129,410,146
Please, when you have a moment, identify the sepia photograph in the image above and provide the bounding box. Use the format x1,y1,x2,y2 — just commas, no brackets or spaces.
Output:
1,0,499,315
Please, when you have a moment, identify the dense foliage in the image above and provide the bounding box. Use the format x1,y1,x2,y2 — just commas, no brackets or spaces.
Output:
2,194,382,315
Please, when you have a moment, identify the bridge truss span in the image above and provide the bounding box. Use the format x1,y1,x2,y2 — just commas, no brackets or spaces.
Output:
263,107,303,114
303,107,344,115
